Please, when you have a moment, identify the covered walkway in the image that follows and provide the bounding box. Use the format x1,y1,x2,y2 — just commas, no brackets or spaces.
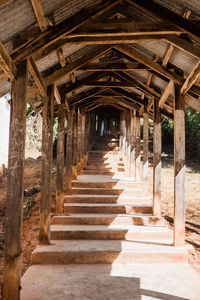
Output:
0,0,200,299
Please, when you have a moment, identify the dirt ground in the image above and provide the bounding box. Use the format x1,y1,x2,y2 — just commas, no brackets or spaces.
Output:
0,154,200,298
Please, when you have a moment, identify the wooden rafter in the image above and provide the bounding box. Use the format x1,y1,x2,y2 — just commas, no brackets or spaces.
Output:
0,41,16,81
27,45,113,99
181,62,200,96
28,57,47,97
11,0,121,62
159,80,174,108
79,62,149,71
30,0,47,32
69,87,107,105
53,84,61,104
56,48,66,67
127,0,200,42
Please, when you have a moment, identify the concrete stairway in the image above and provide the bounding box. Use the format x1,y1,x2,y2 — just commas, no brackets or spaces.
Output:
21,149,200,300
32,150,188,264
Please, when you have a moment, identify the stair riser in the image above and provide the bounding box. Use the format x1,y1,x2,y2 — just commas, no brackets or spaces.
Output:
81,171,126,175
50,231,172,240
32,252,187,265
71,182,141,188
64,198,151,204
64,206,152,214
71,189,144,195
84,166,125,171
51,216,166,226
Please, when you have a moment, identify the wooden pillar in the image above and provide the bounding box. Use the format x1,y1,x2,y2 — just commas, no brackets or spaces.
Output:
77,108,82,174
66,109,73,193
126,111,131,176
153,98,161,216
135,112,141,182
3,60,28,300
72,109,78,179
56,102,65,213
130,111,136,178
81,112,86,167
174,85,185,246
121,111,126,156
143,110,149,190
39,85,54,245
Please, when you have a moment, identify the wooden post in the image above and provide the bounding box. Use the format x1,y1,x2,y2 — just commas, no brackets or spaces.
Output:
153,98,161,216
121,111,126,156
39,85,54,245
72,109,78,179
135,112,141,182
77,108,82,174
66,109,73,193
56,102,65,213
130,111,136,178
81,112,86,167
174,85,185,246
3,60,28,300
143,110,149,190
126,111,131,176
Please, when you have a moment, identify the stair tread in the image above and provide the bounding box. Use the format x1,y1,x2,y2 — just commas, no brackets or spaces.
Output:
64,203,152,207
50,225,171,232
32,240,187,253
52,214,159,218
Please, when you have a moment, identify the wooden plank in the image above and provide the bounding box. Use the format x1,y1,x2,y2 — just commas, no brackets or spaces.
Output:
39,85,54,245
30,0,47,32
135,113,141,182
110,87,148,106
83,81,137,88
174,85,185,246
143,110,148,190
162,44,174,67
65,95,70,111
153,98,161,216
66,109,73,193
127,0,200,42
11,0,121,62
159,79,174,108
115,44,180,83
185,95,200,112
181,62,200,95
69,87,107,105
53,84,61,104
56,102,65,213
28,56,47,97
3,60,28,300
0,41,16,80
27,45,113,99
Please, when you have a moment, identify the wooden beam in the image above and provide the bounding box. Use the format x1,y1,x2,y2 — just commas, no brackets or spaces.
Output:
185,95,200,112
28,56,47,97
115,44,180,83
27,45,113,99
162,44,174,67
73,20,182,36
79,62,149,71
3,60,28,300
181,62,200,95
153,98,161,216
30,0,47,32
39,85,54,245
69,87,107,105
65,95,70,111
0,41,16,80
112,70,161,98
109,87,148,106
56,102,65,213
127,0,200,42
83,81,137,88
53,84,61,104
11,0,121,62
61,71,108,95
159,79,174,108
174,85,185,246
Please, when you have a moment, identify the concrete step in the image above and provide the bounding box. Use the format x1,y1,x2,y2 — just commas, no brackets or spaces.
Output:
81,170,127,175
71,187,144,195
88,150,120,155
86,162,124,167
31,240,188,264
64,195,152,204
64,203,152,214
50,225,172,240
71,181,142,189
84,165,125,171
51,214,166,226
21,263,200,300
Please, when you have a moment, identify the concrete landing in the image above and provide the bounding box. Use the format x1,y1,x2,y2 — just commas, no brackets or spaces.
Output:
21,263,200,300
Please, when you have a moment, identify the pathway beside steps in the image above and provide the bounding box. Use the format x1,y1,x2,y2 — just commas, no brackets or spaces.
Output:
21,150,200,300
